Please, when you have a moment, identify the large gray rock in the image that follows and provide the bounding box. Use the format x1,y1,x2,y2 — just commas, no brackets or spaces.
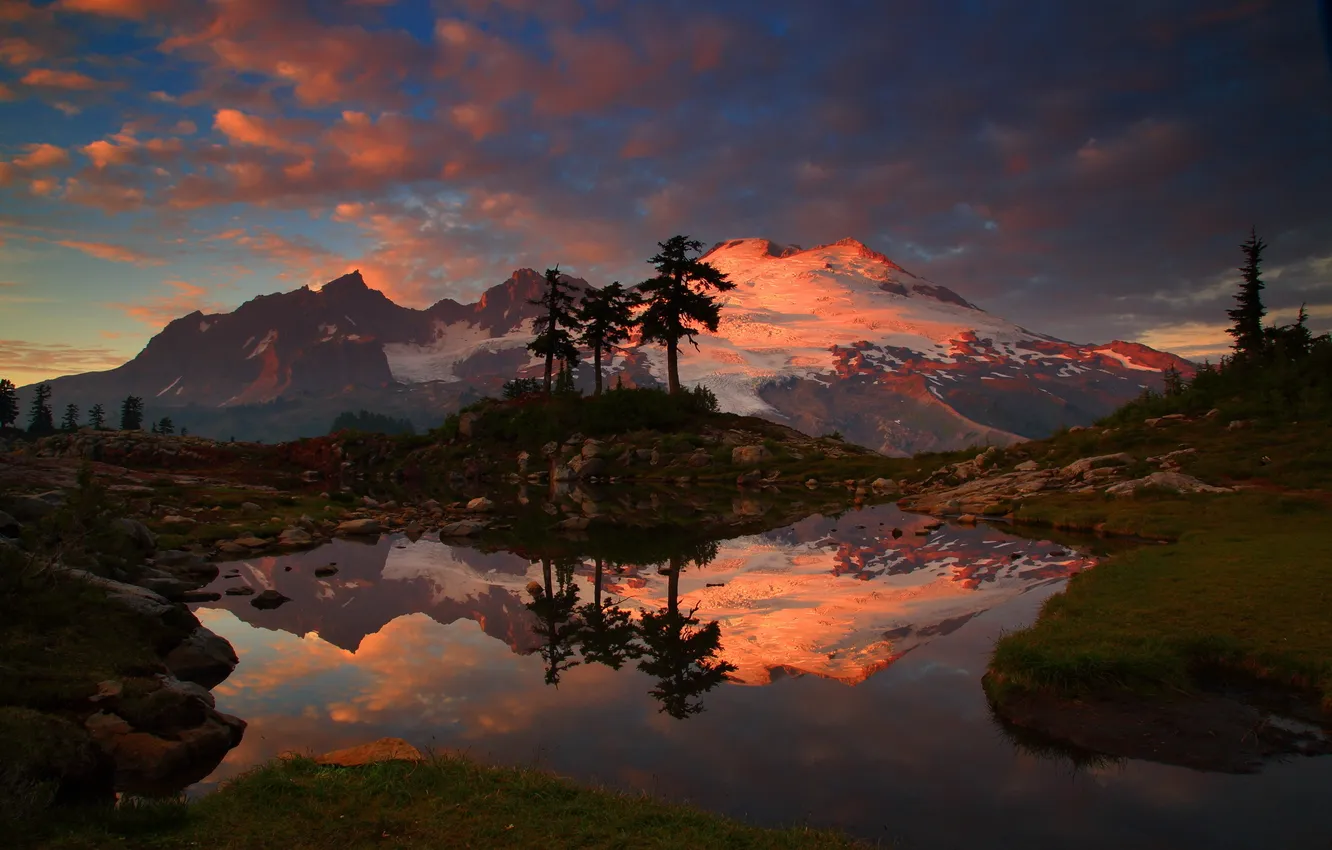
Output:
278,526,313,547
576,457,608,478
1105,471,1233,497
164,626,238,689
0,509,21,537
68,570,175,619
335,518,381,536
1060,453,1134,479
438,520,487,537
113,517,157,553
2,494,57,522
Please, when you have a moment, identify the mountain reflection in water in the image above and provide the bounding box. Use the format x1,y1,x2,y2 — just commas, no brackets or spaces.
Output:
187,501,1332,849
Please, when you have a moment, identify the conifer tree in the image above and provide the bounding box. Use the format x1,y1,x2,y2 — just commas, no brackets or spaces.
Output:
88,403,105,430
1226,228,1268,362
158,416,175,435
527,266,581,396
61,403,80,432
638,235,734,394
577,282,640,396
120,395,144,430
27,383,54,435
0,378,17,429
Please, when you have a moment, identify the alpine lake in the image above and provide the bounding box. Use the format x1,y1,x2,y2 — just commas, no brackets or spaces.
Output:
183,483,1332,850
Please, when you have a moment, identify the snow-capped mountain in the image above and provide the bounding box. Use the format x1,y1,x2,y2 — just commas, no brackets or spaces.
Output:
22,237,1190,451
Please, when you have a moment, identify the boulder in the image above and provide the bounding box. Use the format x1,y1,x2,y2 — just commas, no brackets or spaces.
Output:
438,520,487,536
315,738,423,767
232,536,270,549
732,445,773,466
112,517,157,553
516,451,530,473
161,515,195,526
1014,460,1040,472
580,440,604,459
541,441,559,458
466,497,495,512
687,450,712,468
458,411,479,438
336,518,381,536
1104,471,1233,497
0,509,21,537
557,516,591,531
68,570,174,619
240,502,262,513
1060,453,1134,479
870,477,899,494
164,626,238,689
314,565,339,577
577,458,608,479
224,585,255,596
278,527,313,547
1,494,57,522
251,589,291,610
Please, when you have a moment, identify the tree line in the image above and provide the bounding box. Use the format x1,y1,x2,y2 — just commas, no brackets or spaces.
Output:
524,234,734,398
0,383,185,438
1111,227,1332,423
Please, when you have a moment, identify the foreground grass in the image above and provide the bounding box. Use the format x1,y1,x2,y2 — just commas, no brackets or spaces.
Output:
25,755,865,850
988,490,1332,708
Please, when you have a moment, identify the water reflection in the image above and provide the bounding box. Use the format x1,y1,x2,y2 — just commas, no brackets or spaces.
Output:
524,543,737,718
183,502,1332,848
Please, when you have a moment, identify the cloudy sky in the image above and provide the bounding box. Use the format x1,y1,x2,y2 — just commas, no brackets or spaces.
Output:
1,0,1330,384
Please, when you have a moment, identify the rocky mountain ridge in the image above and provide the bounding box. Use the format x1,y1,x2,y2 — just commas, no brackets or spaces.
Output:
18,238,1193,453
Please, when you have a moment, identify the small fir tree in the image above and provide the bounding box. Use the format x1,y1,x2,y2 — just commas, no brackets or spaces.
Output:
119,395,144,430
1162,365,1185,397
0,378,17,428
527,266,581,396
1226,227,1268,362
61,403,80,432
638,235,735,394
158,416,175,435
87,403,105,430
578,282,641,396
27,383,54,435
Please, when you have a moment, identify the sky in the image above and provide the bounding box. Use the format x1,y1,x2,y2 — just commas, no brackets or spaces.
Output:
1,0,1330,384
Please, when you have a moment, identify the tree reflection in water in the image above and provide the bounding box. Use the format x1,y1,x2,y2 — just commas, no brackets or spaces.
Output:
523,540,736,718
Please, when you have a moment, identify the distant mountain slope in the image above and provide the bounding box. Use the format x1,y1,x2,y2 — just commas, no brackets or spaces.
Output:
18,239,1191,452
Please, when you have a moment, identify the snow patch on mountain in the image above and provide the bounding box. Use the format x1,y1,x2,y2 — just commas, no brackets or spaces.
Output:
157,376,182,397
245,330,277,360
384,319,537,383
1092,346,1158,371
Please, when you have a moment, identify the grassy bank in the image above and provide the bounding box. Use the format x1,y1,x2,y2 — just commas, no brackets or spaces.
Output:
26,754,865,850
986,489,1332,709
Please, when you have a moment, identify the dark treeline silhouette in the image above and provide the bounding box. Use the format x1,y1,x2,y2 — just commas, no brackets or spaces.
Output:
0,384,190,438
329,409,416,436
1105,229,1332,424
523,539,736,719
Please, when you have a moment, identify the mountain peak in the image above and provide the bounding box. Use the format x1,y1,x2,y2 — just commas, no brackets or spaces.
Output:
320,270,368,294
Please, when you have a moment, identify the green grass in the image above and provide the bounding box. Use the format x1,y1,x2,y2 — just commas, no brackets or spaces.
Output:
987,490,1332,708
27,755,865,850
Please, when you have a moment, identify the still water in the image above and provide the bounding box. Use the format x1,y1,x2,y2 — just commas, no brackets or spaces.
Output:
189,502,1332,849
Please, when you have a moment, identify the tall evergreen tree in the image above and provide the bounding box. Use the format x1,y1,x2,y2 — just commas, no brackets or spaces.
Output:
158,416,175,435
638,235,734,394
0,378,17,428
1226,228,1268,361
87,403,106,430
61,403,80,432
577,282,640,396
27,383,54,435
527,266,581,396
119,395,144,430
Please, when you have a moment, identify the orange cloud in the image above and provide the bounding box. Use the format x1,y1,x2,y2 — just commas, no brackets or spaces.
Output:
0,36,45,65
55,0,178,18
0,339,133,384
0,82,14,100
28,177,59,196
109,280,228,328
21,67,107,90
55,239,163,265
63,177,147,212
11,142,68,170
214,108,310,153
